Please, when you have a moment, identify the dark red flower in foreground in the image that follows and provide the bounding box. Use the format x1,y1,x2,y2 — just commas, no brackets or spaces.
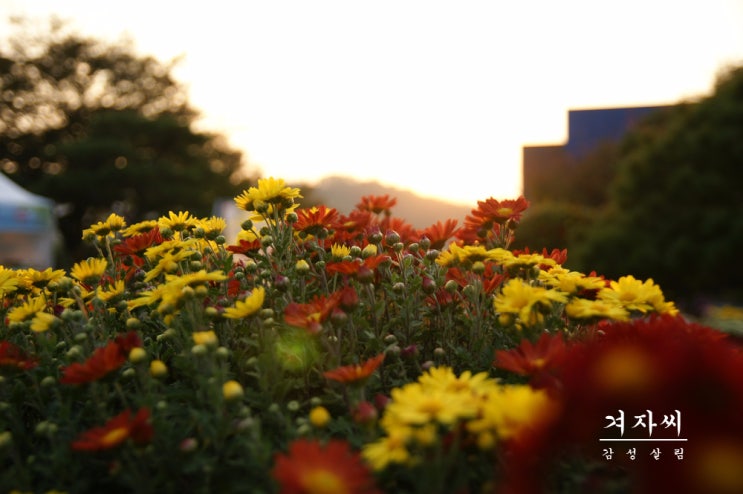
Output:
272,439,380,494
0,341,38,370
324,353,385,385
60,332,142,384
71,408,153,451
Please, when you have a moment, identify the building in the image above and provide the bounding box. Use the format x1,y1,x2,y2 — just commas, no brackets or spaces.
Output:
522,105,669,202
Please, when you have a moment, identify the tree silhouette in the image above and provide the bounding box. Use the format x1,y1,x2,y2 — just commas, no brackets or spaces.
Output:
0,17,252,262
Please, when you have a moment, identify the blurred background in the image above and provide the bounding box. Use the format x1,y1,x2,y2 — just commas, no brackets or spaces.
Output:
1,1,742,319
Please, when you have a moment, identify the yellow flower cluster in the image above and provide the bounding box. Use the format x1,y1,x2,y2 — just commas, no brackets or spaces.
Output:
362,367,556,471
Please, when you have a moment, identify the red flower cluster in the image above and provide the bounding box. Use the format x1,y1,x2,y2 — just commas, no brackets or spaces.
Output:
496,315,743,494
72,408,153,451
0,341,38,370
60,332,142,384
284,292,344,334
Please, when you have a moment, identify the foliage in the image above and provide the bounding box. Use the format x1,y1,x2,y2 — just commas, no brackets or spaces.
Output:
0,18,251,261
4,179,739,494
570,65,743,306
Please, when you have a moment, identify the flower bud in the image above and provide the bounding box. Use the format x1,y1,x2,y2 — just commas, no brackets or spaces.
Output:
128,347,147,364
150,360,168,378
309,406,331,428
295,259,310,274
222,380,245,401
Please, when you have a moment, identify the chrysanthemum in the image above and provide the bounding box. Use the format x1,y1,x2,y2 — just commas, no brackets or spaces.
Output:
60,332,142,384
419,219,461,250
0,341,38,370
192,330,218,346
494,332,568,379
30,311,59,333
96,279,127,303
70,258,108,285
382,380,479,428
234,177,302,212
120,219,159,237
362,429,412,471
466,384,557,443
465,196,529,229
71,408,153,451
294,205,340,236
0,267,19,296
222,286,265,319
17,267,66,292
196,216,226,239
417,366,497,397
539,267,606,295
564,298,629,321
356,194,397,215
86,213,127,238
598,275,677,315
323,354,385,386
7,296,48,323
493,279,568,326
283,292,343,333
158,210,198,232
272,439,380,494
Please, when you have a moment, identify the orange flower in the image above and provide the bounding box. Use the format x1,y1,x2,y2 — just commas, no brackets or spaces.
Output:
356,195,397,216
60,332,142,384
284,292,343,333
324,354,385,385
71,408,153,451
419,219,461,250
272,439,379,494
0,341,38,370
294,206,340,236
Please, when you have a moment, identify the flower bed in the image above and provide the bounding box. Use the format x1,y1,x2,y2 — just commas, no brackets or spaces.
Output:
1,177,742,493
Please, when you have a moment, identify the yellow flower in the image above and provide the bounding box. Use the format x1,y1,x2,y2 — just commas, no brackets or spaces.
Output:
383,381,479,428
30,312,58,333
0,267,19,296
565,298,629,321
362,429,412,471
466,384,557,442
539,267,606,294
493,279,568,325
309,406,331,428
150,359,168,378
223,286,265,319
222,380,245,401
70,258,108,285
121,219,159,237
330,243,351,260
7,296,48,323
17,268,66,292
96,280,126,303
87,213,127,237
128,347,147,364
159,211,198,232
192,330,218,347
234,177,302,212
599,275,675,314
196,216,226,238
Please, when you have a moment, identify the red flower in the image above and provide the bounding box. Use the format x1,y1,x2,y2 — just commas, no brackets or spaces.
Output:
0,341,38,370
294,206,340,235
356,195,397,216
272,439,380,494
60,332,142,384
226,238,262,255
284,292,344,333
113,229,163,259
324,354,385,385
419,219,461,250
494,332,567,386
71,408,153,451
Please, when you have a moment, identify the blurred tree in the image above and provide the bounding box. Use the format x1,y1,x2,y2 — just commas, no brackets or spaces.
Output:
0,17,252,261
572,65,743,308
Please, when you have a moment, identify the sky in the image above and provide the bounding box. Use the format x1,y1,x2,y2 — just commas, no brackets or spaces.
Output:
1,1,742,206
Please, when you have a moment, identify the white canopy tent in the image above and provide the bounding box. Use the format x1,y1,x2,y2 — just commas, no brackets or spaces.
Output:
0,172,58,269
